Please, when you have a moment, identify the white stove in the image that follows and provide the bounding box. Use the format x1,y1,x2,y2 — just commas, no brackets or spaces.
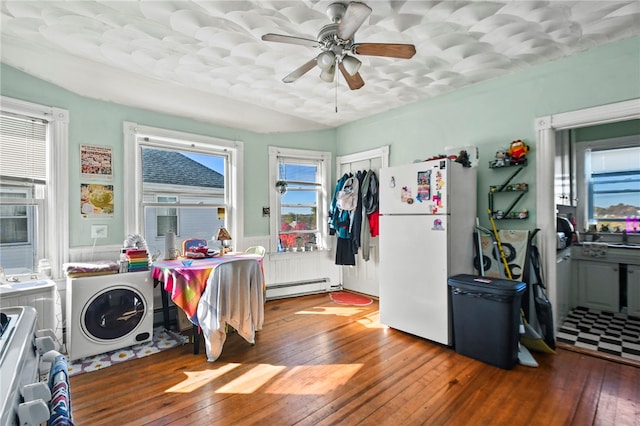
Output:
0,306,71,426
0,312,19,360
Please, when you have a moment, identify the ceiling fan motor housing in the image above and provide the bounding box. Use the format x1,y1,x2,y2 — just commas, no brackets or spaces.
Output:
326,3,347,23
317,24,354,60
317,23,339,45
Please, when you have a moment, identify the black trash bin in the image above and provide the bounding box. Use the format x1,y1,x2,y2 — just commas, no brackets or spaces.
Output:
448,274,526,370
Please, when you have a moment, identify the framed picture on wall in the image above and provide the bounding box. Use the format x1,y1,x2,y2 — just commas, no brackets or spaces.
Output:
81,144,113,181
81,183,114,218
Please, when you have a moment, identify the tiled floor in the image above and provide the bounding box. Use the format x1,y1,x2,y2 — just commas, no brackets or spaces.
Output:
557,306,640,364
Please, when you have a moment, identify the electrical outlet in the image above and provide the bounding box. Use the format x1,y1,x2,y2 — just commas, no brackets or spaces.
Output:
91,224,108,239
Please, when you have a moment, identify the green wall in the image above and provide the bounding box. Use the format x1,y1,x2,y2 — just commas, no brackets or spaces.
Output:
0,64,335,245
336,36,640,229
2,36,639,244
573,119,640,142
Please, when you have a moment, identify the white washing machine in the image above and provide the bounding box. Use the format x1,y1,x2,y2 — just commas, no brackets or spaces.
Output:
66,271,154,361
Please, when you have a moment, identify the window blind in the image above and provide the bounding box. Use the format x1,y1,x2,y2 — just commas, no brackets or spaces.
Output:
0,112,47,184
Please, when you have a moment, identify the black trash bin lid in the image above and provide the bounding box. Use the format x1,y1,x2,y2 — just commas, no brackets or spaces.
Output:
448,274,526,296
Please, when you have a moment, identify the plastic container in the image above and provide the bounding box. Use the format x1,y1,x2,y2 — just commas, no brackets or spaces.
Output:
448,274,526,370
0,278,62,345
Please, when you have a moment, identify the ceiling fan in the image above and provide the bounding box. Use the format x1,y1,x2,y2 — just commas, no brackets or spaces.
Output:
261,2,416,90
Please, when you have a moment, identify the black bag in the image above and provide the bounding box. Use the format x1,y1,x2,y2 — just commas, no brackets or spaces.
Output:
534,284,555,350
530,245,556,350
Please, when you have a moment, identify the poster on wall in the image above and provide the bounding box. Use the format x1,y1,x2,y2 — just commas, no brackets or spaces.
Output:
81,183,114,218
81,144,113,181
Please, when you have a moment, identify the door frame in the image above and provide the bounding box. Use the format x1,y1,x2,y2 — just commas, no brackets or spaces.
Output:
336,146,389,296
535,98,640,329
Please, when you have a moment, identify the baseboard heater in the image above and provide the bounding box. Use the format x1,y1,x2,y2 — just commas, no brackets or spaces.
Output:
266,278,338,300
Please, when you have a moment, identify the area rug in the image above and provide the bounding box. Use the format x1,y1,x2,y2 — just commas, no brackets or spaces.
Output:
329,291,373,306
68,327,188,376
556,306,640,366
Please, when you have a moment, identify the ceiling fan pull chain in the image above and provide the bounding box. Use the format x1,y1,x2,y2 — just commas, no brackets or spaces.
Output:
335,71,339,113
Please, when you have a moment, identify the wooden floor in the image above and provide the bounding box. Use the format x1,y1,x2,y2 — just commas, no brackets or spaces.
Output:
70,294,639,425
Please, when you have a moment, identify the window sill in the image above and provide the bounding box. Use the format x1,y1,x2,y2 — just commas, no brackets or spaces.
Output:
270,249,330,258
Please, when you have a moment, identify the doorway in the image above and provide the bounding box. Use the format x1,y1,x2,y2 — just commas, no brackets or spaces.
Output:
336,146,389,297
535,99,640,363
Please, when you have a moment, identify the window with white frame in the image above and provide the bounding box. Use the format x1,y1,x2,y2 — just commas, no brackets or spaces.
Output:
123,123,242,255
269,147,330,253
577,136,640,232
155,195,178,237
0,97,68,277
0,188,30,244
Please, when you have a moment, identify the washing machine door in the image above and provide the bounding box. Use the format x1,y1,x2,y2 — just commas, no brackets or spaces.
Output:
81,286,147,341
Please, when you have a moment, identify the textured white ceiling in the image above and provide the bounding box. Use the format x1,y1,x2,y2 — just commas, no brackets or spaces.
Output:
1,1,639,133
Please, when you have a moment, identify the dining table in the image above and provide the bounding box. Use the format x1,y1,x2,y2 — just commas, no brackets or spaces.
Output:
152,253,264,361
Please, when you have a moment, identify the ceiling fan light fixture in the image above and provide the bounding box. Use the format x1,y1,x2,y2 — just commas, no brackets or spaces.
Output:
342,54,361,76
262,2,415,89
317,51,336,70
320,65,336,82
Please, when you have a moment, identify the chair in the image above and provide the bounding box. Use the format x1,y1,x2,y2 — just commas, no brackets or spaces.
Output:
244,246,266,257
244,246,267,301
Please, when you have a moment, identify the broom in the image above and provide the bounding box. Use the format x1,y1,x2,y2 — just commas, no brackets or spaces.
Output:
520,310,555,354
488,211,555,355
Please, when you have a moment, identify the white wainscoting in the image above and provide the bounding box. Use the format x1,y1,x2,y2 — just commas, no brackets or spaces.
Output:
67,238,341,302
68,244,123,264
242,236,342,299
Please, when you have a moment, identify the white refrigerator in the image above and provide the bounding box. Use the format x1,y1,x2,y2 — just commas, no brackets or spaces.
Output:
379,159,477,345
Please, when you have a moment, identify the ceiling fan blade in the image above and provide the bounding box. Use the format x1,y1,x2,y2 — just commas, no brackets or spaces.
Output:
339,62,365,90
262,33,319,48
283,57,318,83
353,43,416,59
337,2,372,41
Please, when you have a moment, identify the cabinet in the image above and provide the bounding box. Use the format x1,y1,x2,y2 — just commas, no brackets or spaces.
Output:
556,250,572,325
488,164,528,220
628,265,640,317
575,260,619,312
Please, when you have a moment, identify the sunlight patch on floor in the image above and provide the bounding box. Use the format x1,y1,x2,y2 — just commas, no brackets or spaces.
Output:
358,311,384,329
165,363,241,393
216,363,285,394
262,364,363,394
295,306,368,316
166,363,363,395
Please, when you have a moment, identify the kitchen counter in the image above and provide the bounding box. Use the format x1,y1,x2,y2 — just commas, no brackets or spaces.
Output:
607,243,640,249
572,243,640,265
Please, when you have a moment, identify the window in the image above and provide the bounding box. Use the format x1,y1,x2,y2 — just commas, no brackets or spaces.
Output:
576,135,640,232
269,147,330,253
0,189,29,244
123,123,242,255
587,146,640,231
0,97,68,277
155,196,178,237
